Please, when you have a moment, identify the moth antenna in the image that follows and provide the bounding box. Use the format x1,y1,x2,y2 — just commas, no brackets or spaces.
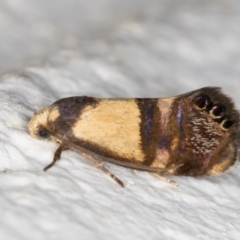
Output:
44,144,69,171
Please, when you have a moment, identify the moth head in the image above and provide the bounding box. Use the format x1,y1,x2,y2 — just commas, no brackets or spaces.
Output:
28,107,59,142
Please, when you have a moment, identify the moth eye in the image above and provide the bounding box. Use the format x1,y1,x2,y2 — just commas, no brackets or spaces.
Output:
211,104,226,117
222,119,234,129
37,129,50,139
194,94,211,109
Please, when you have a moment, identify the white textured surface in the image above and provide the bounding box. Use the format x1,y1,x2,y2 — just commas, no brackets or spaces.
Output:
0,1,240,240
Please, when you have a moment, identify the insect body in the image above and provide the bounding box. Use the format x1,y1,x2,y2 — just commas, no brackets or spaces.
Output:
28,87,240,186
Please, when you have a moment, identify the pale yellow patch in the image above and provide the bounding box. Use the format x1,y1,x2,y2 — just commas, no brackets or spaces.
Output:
170,137,179,151
157,97,175,131
48,107,60,122
28,107,50,138
152,149,169,168
72,99,144,161
207,144,235,176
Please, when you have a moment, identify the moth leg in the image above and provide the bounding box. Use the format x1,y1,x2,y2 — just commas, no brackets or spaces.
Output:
94,161,124,187
44,144,69,171
80,152,124,187
151,173,178,186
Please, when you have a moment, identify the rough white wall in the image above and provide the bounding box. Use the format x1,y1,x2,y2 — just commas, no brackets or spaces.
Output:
0,1,240,240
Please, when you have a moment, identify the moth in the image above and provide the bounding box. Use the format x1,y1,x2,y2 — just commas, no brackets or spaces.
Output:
28,87,240,187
